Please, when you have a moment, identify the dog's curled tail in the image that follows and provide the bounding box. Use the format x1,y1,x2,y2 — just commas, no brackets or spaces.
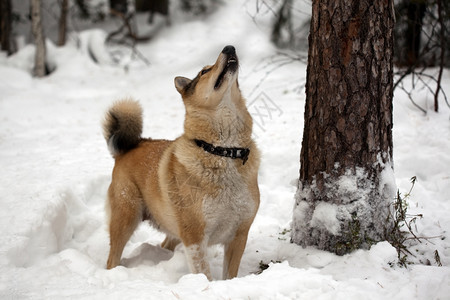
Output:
102,99,143,157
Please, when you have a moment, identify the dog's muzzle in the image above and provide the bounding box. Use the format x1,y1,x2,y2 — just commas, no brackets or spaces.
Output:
214,45,239,89
222,45,238,72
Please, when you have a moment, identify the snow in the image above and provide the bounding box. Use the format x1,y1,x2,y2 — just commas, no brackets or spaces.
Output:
1,1,450,299
310,202,341,235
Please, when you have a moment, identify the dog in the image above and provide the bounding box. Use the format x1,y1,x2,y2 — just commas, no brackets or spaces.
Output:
102,46,260,280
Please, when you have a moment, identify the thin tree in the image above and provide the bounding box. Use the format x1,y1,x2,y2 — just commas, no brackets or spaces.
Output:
271,0,294,49
0,0,13,55
58,0,69,46
434,0,445,113
404,0,427,67
31,0,47,77
292,0,396,255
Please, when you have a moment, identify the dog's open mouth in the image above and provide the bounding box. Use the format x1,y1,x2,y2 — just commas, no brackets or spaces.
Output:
214,55,238,90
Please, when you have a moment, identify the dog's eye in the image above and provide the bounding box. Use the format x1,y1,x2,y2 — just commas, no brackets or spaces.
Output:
201,68,211,76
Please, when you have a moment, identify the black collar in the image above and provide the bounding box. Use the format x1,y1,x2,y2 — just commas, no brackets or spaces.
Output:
194,139,250,165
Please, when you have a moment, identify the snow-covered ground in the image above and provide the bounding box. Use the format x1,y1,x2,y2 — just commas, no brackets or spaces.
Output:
1,1,449,299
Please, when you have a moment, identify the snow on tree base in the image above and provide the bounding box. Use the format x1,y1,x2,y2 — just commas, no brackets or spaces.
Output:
292,160,396,255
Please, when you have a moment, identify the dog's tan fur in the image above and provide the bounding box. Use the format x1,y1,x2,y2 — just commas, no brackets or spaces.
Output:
103,46,260,280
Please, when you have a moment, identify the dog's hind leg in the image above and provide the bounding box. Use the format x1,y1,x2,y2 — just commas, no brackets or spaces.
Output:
161,236,181,251
106,183,142,269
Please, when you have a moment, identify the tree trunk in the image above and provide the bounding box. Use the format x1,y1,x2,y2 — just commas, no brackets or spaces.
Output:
75,0,90,19
405,0,426,66
434,0,445,112
271,0,294,49
292,0,396,255
31,0,47,77
58,0,69,46
109,0,128,14
0,0,12,55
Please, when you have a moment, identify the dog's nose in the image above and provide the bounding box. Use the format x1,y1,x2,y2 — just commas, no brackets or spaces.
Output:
222,45,236,55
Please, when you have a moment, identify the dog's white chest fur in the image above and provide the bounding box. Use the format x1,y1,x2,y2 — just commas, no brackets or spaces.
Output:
202,165,255,245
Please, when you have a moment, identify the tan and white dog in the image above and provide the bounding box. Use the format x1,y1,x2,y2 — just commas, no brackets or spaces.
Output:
102,46,260,280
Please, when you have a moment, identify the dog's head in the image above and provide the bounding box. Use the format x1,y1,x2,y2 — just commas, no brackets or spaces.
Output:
174,46,253,144
174,45,241,109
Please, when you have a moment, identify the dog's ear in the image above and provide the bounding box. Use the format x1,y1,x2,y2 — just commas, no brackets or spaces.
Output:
174,77,191,94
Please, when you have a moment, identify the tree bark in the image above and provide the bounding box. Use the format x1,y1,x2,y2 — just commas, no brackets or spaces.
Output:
0,0,12,55
292,0,396,255
31,0,47,77
58,0,69,46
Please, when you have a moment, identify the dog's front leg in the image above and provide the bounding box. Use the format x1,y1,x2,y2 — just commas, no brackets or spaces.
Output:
184,241,212,280
222,222,252,280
